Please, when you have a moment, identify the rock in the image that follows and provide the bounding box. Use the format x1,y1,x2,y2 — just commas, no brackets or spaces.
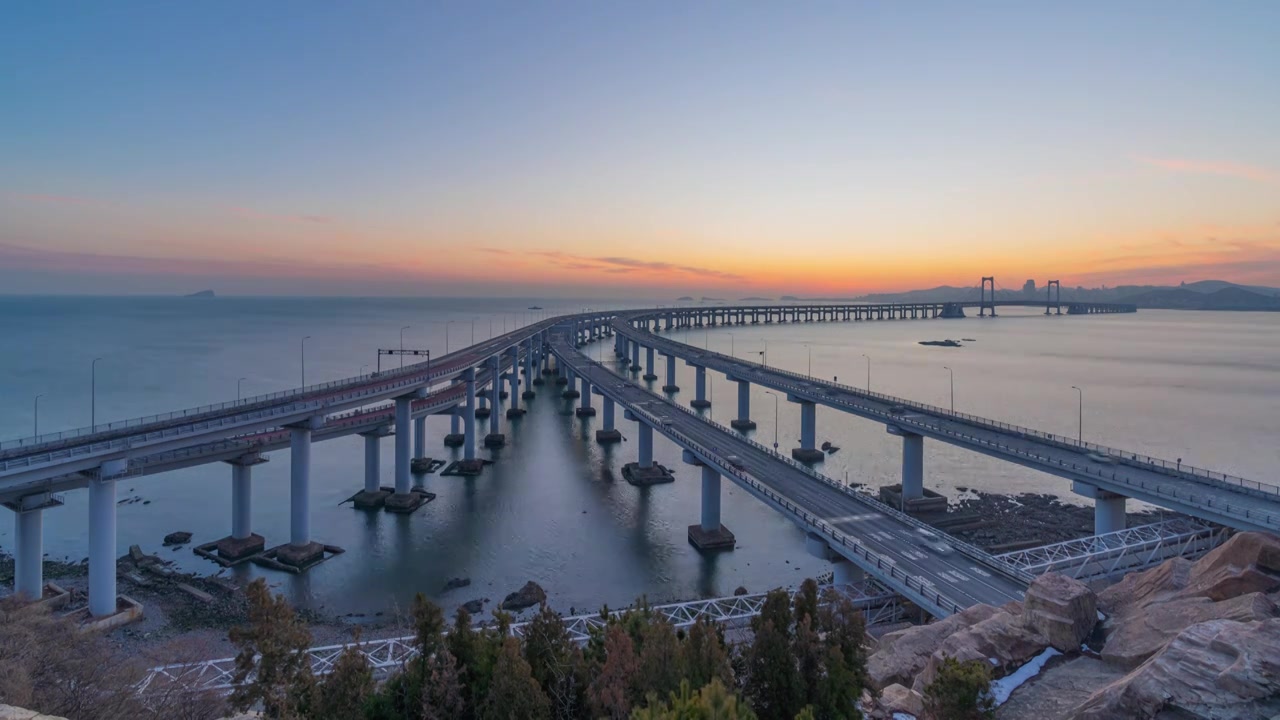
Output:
1070,618,1280,719
1022,573,1098,651
462,599,485,615
443,577,471,592
163,531,193,546
500,581,546,611
879,683,925,719
734,586,748,596
912,603,1047,693
0,705,69,719
1102,591,1275,668
868,603,1003,689
129,544,145,562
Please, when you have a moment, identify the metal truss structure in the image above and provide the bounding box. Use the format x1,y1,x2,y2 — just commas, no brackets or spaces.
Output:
997,519,1230,581
141,580,901,695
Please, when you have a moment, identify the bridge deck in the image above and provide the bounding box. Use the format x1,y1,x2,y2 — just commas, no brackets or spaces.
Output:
553,336,1028,616
613,319,1280,533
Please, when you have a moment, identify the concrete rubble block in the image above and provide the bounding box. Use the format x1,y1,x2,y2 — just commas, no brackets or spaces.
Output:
1021,572,1099,652
912,603,1049,693
1071,618,1280,719
867,602,1003,690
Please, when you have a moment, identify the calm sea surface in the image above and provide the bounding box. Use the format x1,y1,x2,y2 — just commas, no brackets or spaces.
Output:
1,297,1277,615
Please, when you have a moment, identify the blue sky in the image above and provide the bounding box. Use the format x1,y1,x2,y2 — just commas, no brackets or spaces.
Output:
2,2,1278,296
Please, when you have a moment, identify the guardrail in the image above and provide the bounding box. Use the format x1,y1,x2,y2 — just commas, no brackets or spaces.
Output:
613,321,1279,499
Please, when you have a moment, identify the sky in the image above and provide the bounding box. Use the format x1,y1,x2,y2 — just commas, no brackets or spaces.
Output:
2,2,1278,298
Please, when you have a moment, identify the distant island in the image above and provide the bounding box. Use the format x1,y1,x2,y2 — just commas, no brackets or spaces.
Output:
184,290,215,298
739,296,772,301
850,279,1280,312
700,296,724,302
676,296,694,302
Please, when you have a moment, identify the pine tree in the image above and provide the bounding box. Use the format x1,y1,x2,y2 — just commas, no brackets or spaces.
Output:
482,636,551,720
228,578,315,718
744,621,801,718
679,617,734,691
636,618,683,702
818,588,869,693
521,603,587,719
792,579,819,628
421,648,466,720
790,615,824,708
589,624,641,720
631,679,759,719
314,644,374,719
922,656,995,720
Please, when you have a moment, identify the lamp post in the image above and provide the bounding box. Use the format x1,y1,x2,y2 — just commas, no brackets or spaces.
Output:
400,326,411,368
804,343,812,377
445,321,455,354
237,377,247,402
359,365,368,377
861,354,870,392
764,390,779,450
91,357,102,431
33,394,43,437
761,340,769,367
301,336,311,387
726,332,735,358
943,366,954,412
1071,386,1083,444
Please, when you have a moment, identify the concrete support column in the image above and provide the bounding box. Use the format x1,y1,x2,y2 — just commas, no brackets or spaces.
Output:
450,409,460,435
792,401,823,462
464,368,477,460
394,397,412,494
662,354,679,392
902,432,924,500
1096,495,1127,534
700,465,721,532
289,427,312,547
485,359,504,447
575,377,595,417
88,479,117,617
731,380,755,430
13,507,43,601
630,342,641,372
232,462,253,539
644,346,657,381
603,397,615,430
413,416,426,460
638,422,653,468
509,350,522,412
832,558,864,585
692,366,710,408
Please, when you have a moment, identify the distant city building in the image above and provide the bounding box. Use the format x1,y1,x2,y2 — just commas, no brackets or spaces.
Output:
1023,279,1037,297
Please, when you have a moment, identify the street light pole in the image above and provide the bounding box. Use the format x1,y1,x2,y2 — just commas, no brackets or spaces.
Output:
400,326,411,369
805,343,812,377
301,336,311,387
1071,386,1083,444
861,354,870,392
445,321,454,354
91,357,102,431
943,366,954,412
764,390,779,450
237,377,247,402
727,332,735,358
33,394,43,437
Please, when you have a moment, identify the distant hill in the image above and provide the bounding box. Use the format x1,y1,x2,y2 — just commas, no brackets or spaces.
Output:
1118,286,1280,310
184,289,215,298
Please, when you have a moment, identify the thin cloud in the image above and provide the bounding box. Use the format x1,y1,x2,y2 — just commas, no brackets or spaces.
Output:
227,206,334,225
1137,157,1278,184
531,250,744,281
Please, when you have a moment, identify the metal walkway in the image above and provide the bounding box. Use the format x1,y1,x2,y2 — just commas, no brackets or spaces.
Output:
998,519,1231,581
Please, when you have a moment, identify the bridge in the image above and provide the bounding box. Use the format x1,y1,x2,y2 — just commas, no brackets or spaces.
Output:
1,297,1264,627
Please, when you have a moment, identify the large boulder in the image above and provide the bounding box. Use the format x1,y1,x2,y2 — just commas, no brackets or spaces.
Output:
1101,591,1275,668
878,683,925,719
1098,532,1280,668
1022,573,1098,652
1070,618,1280,719
500,581,547,611
868,603,1003,689
0,706,68,720
912,604,1047,693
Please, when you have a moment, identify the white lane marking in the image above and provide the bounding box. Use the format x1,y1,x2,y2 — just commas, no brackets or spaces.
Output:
969,566,992,578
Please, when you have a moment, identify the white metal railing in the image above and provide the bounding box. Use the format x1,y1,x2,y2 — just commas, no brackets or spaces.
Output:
998,519,1230,580
613,321,1280,506
141,581,898,694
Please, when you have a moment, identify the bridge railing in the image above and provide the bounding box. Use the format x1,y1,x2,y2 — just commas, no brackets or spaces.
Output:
615,322,1278,498
0,318,563,455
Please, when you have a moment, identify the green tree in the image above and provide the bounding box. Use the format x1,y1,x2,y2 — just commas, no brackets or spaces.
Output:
637,618,683,702
922,656,995,720
522,603,587,719
483,636,551,720
590,624,642,720
790,616,824,709
421,648,466,720
631,679,758,720
313,644,373,719
679,618,734,691
228,578,315,719
814,645,862,720
793,708,816,720
818,588,868,693
792,580,819,628
743,590,801,720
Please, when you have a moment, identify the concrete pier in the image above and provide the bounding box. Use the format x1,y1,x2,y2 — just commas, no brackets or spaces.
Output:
508,349,525,416
621,416,673,485
522,341,537,399
691,366,711,409
731,380,756,430
351,431,391,510
11,500,45,600
88,478,117,616
688,463,735,551
596,396,622,443
444,408,464,447
464,368,477,460
413,416,426,463
212,456,269,558
791,400,824,462
643,346,657,381
394,397,412,494
832,558,864,584
562,368,580,398
485,358,505,448
277,422,325,566
576,377,596,417
662,354,679,392
902,431,923,500
630,342,641,372
1074,481,1128,534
